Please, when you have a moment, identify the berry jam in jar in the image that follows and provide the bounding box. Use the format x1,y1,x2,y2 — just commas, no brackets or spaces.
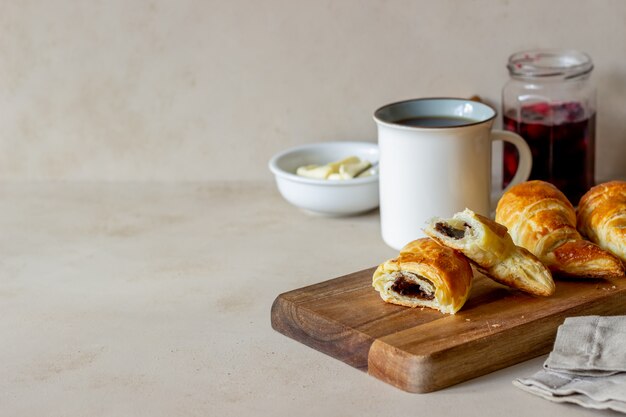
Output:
502,50,596,204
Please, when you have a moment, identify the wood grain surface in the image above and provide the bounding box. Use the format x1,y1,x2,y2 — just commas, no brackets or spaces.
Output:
271,268,626,393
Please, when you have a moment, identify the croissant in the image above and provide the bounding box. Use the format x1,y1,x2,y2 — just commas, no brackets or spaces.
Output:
372,238,473,314
495,180,624,278
577,180,626,263
424,208,555,296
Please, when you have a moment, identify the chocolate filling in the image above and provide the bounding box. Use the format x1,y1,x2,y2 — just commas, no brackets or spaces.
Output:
391,274,435,300
435,222,469,239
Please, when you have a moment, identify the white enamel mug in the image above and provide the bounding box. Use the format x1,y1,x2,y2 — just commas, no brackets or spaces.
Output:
373,98,532,250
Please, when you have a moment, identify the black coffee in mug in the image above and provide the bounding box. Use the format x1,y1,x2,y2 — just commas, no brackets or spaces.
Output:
395,116,478,128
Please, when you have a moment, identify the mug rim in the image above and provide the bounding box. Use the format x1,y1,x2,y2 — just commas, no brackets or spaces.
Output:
373,97,497,130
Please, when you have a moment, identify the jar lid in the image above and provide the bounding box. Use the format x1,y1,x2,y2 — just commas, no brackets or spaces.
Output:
507,50,593,79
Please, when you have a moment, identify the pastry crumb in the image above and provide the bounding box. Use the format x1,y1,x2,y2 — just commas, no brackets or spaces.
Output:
491,324,501,328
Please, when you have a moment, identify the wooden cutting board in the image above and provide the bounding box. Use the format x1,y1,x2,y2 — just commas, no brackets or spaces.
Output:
271,267,626,393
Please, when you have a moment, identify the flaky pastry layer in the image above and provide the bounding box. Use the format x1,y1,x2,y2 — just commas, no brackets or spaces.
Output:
372,238,472,314
424,208,555,296
496,180,624,279
578,180,626,264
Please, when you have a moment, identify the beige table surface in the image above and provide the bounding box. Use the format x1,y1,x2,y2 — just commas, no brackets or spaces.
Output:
0,181,621,417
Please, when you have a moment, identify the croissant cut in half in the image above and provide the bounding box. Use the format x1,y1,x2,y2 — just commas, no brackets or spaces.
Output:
496,180,624,279
372,238,473,314
577,180,626,263
424,208,555,296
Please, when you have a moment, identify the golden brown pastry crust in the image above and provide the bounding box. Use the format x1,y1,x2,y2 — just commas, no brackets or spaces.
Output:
424,208,555,296
496,180,624,278
577,180,626,263
372,238,472,314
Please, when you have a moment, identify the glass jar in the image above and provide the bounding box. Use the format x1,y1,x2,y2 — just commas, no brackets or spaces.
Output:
502,49,596,204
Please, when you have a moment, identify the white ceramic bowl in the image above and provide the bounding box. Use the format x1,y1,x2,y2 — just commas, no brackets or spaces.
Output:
268,141,379,216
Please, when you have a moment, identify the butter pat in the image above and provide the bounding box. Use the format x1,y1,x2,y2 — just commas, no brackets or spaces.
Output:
297,156,372,180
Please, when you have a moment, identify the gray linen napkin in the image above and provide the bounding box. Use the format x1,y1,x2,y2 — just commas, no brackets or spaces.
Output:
513,316,626,413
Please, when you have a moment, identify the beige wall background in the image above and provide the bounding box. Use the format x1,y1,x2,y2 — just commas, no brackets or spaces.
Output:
1,0,625,182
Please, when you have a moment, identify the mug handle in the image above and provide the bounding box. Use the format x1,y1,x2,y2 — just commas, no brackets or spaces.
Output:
490,130,532,205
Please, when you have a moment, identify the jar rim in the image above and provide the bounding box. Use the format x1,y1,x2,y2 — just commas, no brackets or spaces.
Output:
507,49,593,79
